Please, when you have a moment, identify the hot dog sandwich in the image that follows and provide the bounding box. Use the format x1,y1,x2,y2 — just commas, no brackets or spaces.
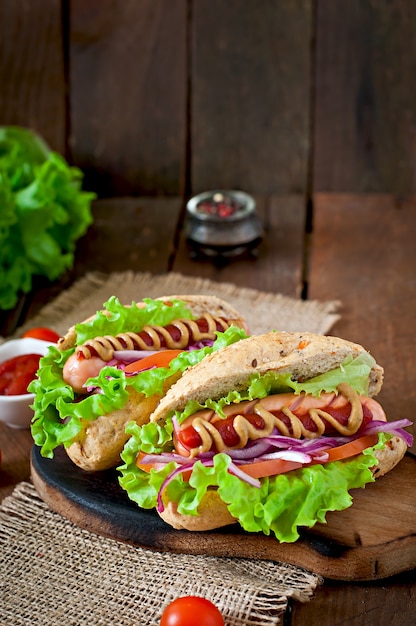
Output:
119,331,412,542
30,295,248,471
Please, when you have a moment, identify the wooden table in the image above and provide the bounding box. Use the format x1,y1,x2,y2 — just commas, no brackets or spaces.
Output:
1,192,416,624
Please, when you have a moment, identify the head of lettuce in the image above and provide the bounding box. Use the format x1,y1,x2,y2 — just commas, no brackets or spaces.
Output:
0,126,95,311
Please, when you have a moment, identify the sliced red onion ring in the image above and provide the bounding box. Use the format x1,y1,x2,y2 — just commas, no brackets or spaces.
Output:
172,415,187,448
240,450,312,464
227,461,261,488
188,339,215,350
359,419,413,447
140,452,195,466
225,440,273,460
113,350,160,362
157,463,196,513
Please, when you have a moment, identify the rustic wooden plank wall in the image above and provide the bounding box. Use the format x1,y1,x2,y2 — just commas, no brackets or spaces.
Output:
190,0,312,195
1,0,416,195
0,0,66,153
313,0,416,193
69,0,188,197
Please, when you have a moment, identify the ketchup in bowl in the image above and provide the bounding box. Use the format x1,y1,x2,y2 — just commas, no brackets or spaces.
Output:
0,353,42,396
0,338,53,429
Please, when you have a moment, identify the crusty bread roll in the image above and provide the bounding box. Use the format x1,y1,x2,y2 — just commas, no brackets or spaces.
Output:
150,331,384,424
66,378,180,471
61,294,247,471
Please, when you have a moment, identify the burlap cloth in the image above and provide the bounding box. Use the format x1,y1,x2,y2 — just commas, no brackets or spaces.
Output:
1,271,341,625
15,270,340,338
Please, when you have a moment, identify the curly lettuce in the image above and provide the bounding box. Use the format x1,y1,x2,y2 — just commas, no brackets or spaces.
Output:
29,296,248,458
0,126,95,310
119,423,388,542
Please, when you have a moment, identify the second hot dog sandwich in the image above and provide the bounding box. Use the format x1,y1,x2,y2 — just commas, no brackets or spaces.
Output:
119,331,412,542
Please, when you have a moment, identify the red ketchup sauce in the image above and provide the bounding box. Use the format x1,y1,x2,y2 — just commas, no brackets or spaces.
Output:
0,353,42,396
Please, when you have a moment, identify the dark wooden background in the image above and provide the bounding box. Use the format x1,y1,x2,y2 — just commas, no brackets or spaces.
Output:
2,0,416,200
2,4,416,623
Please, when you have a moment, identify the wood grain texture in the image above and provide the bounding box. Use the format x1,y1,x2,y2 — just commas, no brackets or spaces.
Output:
191,0,312,194
173,194,306,297
0,423,33,499
308,193,416,454
314,0,416,192
72,197,182,275
291,569,416,626
0,0,66,153
69,0,187,196
30,445,416,581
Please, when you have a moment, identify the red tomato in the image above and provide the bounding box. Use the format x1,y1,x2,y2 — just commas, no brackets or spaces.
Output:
160,596,224,626
0,353,42,395
124,349,184,374
22,327,60,343
322,433,379,462
240,458,304,479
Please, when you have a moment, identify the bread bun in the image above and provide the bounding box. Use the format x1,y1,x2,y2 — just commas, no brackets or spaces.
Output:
159,490,237,531
150,331,384,424
66,374,181,471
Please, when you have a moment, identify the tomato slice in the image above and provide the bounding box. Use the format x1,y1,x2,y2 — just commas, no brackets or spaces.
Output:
239,459,304,479
322,433,379,462
22,327,60,342
124,349,184,374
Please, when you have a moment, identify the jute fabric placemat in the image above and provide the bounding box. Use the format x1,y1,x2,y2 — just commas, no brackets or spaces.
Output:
1,271,339,623
0,483,322,626
13,270,341,339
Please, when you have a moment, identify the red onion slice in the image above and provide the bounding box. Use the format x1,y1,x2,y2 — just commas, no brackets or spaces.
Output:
242,450,312,464
113,350,160,363
157,463,197,513
359,418,413,447
227,461,261,488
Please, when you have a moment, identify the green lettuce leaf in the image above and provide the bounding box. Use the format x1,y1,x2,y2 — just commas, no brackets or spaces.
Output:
119,427,388,543
29,299,248,458
0,126,95,310
73,296,194,345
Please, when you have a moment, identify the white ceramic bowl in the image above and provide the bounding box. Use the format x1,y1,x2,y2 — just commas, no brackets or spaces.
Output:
0,337,54,429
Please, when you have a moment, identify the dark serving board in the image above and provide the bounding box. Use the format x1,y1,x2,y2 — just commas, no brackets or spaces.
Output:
30,446,416,581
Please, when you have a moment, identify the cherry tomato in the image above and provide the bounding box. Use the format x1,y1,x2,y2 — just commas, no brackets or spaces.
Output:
22,327,60,343
160,596,224,626
0,353,42,395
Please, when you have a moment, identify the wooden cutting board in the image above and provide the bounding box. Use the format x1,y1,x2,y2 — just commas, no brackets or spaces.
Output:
30,445,416,581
